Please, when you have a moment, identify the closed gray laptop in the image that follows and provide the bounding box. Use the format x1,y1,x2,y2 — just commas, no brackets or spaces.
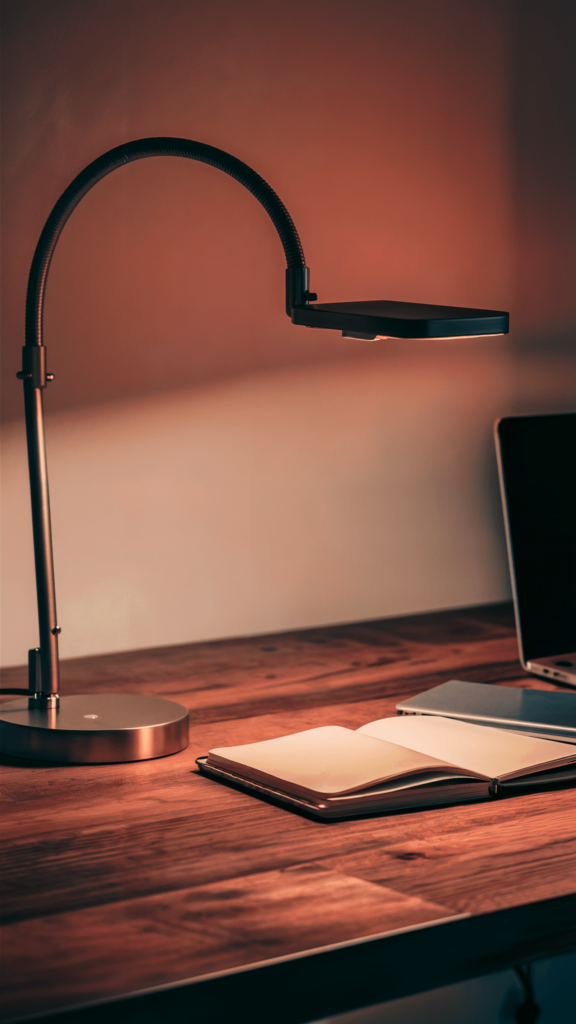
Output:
396,679,576,744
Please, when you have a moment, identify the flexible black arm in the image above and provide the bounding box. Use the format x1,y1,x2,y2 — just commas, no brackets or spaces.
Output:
25,137,311,348
20,138,313,702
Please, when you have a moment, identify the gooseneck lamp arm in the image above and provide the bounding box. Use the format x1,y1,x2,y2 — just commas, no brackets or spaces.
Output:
20,138,315,708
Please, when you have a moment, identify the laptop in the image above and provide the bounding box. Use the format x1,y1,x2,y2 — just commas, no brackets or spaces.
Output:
394,412,576,735
495,411,576,688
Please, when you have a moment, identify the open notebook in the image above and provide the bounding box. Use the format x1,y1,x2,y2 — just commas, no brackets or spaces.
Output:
196,715,576,819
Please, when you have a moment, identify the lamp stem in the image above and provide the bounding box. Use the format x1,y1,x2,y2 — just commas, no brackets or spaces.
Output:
20,138,309,710
21,350,60,705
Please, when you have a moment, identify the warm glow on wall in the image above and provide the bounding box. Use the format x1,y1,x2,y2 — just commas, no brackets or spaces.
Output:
1,0,574,684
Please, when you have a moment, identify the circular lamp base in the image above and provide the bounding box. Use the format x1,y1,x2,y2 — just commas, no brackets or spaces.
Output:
0,693,189,763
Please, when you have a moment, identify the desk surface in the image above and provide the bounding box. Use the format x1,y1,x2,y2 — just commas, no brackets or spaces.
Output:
2,602,575,1024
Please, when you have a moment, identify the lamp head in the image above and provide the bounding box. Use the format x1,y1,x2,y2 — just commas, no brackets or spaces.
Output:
292,298,508,341
285,269,508,341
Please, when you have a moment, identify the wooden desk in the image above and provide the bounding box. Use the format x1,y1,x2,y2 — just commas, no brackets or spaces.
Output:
2,603,575,1024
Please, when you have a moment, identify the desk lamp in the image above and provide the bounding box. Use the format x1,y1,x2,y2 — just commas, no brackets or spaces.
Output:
0,138,509,763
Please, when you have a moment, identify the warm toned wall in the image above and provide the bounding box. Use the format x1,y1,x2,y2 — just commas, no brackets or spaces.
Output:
2,0,575,665
2,0,518,417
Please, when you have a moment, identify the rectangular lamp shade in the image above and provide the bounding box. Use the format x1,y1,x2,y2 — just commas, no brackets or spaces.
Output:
291,300,509,339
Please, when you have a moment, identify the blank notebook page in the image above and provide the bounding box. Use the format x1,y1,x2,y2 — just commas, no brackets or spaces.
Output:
357,715,576,779
208,725,459,795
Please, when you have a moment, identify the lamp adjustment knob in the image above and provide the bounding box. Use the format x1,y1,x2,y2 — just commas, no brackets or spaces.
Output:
51,626,61,635
46,374,55,382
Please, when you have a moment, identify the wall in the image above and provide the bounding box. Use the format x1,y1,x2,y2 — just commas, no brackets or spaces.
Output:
1,0,575,665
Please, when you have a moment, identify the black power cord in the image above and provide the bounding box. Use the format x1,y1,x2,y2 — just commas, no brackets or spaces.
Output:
514,964,541,1023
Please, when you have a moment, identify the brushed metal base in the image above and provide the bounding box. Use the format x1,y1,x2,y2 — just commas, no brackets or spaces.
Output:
0,693,189,763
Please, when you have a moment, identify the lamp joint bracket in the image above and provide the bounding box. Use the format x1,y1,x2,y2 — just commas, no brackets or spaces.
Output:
19,346,49,388
285,267,314,316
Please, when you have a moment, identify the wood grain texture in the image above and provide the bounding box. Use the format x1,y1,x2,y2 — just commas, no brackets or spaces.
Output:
0,603,535,725
0,868,453,1019
1,602,576,1023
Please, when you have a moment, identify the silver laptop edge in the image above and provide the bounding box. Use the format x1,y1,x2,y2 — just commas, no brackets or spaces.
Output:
494,416,576,689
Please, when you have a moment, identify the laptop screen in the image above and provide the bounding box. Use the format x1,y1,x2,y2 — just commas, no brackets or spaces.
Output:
495,412,576,662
